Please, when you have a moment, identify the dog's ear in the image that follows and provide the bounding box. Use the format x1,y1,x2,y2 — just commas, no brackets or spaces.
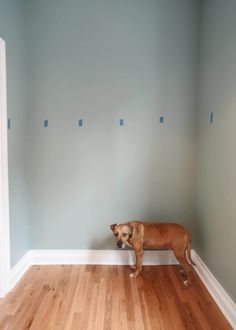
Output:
110,223,117,232
127,223,133,238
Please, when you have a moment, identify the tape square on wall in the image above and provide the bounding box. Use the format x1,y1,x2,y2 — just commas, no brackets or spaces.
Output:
160,116,164,124
119,118,124,126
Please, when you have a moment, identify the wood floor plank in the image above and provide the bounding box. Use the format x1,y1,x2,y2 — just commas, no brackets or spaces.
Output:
0,265,232,330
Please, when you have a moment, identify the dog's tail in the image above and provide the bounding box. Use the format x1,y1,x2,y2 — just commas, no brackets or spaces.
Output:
185,234,196,267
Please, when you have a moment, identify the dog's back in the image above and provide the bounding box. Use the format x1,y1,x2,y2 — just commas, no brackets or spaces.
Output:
129,221,189,249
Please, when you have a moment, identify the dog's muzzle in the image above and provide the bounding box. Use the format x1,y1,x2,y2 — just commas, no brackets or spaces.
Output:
117,240,123,248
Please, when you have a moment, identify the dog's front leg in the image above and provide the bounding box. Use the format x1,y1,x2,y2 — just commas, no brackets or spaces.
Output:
130,248,143,278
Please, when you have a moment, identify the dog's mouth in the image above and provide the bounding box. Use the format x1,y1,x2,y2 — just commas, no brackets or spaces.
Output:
117,241,126,249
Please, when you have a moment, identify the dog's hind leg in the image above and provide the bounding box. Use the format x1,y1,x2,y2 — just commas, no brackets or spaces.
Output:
173,248,192,286
181,240,193,273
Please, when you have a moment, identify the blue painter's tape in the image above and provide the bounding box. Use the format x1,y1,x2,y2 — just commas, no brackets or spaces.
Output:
210,112,214,123
78,119,83,127
8,118,11,129
119,118,124,126
44,119,48,128
160,116,164,124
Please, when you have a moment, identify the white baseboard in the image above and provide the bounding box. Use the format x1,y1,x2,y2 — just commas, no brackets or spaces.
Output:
7,249,236,328
192,250,236,329
9,251,31,291
29,249,178,266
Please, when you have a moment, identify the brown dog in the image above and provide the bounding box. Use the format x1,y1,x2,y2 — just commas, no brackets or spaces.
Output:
110,221,195,286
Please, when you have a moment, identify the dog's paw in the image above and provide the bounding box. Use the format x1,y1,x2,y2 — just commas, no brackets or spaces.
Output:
183,280,191,287
180,269,186,275
130,265,136,270
130,273,137,278
130,272,140,278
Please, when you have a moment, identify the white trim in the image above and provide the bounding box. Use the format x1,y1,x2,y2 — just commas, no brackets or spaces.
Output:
0,37,10,298
192,250,236,329
9,251,31,292
29,249,178,266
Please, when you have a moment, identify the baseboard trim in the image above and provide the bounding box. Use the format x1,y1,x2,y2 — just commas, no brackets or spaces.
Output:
7,249,236,328
192,250,236,328
9,251,31,291
29,249,178,266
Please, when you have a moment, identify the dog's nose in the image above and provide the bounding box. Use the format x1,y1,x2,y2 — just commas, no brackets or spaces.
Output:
117,240,122,248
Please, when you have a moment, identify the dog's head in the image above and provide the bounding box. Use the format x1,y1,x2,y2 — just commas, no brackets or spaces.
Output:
110,223,133,248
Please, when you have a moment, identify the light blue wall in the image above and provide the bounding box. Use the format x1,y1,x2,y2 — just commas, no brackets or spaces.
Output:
25,0,201,249
2,0,236,306
0,0,29,267
197,0,236,302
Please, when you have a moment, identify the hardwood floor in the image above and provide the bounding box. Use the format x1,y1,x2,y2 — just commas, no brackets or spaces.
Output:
0,265,231,330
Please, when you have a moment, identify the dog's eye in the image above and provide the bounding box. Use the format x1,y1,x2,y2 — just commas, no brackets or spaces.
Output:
122,233,128,237
114,233,118,237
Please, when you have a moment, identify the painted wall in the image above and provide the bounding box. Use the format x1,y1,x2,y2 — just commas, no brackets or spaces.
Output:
0,0,29,267
25,0,201,249
2,0,235,306
197,0,236,302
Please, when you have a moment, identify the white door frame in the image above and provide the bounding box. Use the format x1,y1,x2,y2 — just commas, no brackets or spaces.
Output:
0,36,11,298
